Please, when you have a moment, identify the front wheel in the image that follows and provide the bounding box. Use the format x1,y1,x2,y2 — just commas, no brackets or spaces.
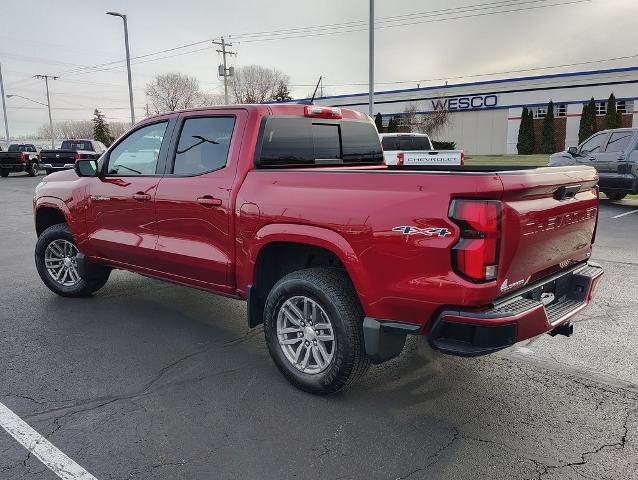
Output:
27,162,39,177
263,268,370,395
35,223,110,297
604,192,627,201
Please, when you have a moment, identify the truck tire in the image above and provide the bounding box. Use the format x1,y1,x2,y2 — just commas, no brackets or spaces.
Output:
263,268,370,395
604,192,626,201
0,169,8,177
27,162,39,177
35,223,110,297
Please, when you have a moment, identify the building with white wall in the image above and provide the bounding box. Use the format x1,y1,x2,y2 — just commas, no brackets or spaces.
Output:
314,66,638,155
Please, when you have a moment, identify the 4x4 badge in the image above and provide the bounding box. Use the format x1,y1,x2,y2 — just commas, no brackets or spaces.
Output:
392,226,451,237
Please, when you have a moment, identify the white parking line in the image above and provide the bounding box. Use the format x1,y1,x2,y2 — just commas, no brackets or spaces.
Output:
0,401,98,480
612,209,638,219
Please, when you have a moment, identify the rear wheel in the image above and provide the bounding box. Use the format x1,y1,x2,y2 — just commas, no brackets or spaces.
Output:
604,192,627,201
27,162,39,177
35,223,110,297
263,268,370,395
0,169,9,177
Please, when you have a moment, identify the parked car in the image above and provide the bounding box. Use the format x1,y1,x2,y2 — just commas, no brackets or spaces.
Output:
39,139,107,175
380,132,464,166
0,143,40,177
549,128,638,200
33,104,603,394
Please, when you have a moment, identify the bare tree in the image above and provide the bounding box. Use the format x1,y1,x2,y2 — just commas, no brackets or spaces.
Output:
231,65,290,103
146,73,206,113
37,120,93,140
400,101,450,138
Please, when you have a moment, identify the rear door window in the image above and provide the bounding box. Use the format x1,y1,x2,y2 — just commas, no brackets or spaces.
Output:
171,116,236,175
603,131,634,153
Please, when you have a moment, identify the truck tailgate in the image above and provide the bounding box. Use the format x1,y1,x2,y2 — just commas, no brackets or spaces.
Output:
496,166,599,295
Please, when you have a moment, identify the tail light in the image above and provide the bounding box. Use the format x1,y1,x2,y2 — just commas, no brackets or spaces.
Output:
396,152,404,166
304,105,342,119
449,199,501,282
74,152,81,161
460,151,465,166
592,185,599,244
19,153,27,162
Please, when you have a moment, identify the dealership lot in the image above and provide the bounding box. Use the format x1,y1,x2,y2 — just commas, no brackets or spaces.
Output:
1,174,637,480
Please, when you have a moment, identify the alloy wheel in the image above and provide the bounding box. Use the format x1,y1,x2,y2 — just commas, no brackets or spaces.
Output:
44,239,81,287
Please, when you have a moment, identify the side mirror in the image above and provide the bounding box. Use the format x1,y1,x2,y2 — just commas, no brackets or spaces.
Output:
567,146,578,156
74,159,98,177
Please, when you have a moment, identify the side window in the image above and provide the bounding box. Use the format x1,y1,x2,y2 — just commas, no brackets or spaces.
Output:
172,116,235,175
579,133,606,154
107,122,168,176
603,132,634,153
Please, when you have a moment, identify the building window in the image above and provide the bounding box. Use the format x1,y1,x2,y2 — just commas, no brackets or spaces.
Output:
617,100,634,114
529,104,566,119
595,102,607,116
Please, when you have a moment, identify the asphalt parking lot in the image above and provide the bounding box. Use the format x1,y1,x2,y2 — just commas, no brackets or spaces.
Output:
1,173,637,480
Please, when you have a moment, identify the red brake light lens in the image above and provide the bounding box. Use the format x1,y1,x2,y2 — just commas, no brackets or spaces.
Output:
396,152,404,166
19,153,27,162
449,199,501,282
74,152,81,161
304,105,342,119
460,151,465,166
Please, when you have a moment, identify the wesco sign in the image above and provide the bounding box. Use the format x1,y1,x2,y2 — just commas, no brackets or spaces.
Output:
432,94,498,111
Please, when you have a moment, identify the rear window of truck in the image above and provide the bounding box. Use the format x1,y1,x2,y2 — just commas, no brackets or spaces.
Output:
381,135,432,151
256,117,383,167
61,140,94,151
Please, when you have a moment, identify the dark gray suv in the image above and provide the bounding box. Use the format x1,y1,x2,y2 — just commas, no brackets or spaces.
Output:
549,128,638,200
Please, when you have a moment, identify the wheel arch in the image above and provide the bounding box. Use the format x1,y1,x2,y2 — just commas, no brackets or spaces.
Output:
244,224,372,328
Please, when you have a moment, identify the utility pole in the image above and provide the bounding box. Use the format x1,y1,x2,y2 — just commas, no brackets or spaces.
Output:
212,37,236,104
0,62,9,145
369,0,375,117
34,74,58,149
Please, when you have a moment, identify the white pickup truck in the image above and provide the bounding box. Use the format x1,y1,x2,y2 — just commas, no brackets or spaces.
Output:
380,133,464,166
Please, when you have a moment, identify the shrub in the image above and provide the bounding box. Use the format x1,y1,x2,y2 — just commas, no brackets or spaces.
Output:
432,141,456,150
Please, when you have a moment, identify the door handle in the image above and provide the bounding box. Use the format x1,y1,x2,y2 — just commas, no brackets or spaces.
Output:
132,192,152,202
197,195,222,207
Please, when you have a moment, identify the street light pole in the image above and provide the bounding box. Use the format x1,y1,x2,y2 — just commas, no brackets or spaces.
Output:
0,62,9,144
369,0,374,117
34,75,58,149
107,11,135,125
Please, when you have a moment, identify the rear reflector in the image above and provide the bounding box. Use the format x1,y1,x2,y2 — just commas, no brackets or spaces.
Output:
304,105,342,119
449,199,501,282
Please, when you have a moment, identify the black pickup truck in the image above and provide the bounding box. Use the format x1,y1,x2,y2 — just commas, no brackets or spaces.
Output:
0,144,40,177
39,139,107,175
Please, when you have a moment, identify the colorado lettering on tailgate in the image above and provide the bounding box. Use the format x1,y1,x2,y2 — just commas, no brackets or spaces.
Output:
522,207,597,236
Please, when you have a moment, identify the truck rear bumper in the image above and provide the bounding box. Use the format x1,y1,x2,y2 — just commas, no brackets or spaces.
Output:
427,262,604,356
363,262,603,362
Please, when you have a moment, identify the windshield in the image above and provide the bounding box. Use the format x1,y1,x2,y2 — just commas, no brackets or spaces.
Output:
381,135,432,151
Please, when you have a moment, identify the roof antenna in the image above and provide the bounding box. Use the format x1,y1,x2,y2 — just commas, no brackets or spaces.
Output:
309,76,322,104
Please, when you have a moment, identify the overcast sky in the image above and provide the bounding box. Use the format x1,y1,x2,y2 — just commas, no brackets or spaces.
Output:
0,0,636,136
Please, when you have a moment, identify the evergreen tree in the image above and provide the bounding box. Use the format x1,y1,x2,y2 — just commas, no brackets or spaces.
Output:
540,101,556,154
387,117,399,133
92,109,114,146
578,102,592,144
604,93,623,129
374,112,383,132
517,107,535,154
584,97,598,139
271,81,292,102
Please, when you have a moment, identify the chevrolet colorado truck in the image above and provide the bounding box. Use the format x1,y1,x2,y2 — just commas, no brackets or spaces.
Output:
0,143,40,177
39,139,107,175
33,104,603,394
549,128,638,200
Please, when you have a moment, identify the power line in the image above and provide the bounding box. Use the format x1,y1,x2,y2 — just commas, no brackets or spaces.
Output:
47,0,592,79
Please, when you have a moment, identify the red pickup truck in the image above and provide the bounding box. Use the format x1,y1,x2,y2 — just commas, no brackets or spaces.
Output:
33,104,603,394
